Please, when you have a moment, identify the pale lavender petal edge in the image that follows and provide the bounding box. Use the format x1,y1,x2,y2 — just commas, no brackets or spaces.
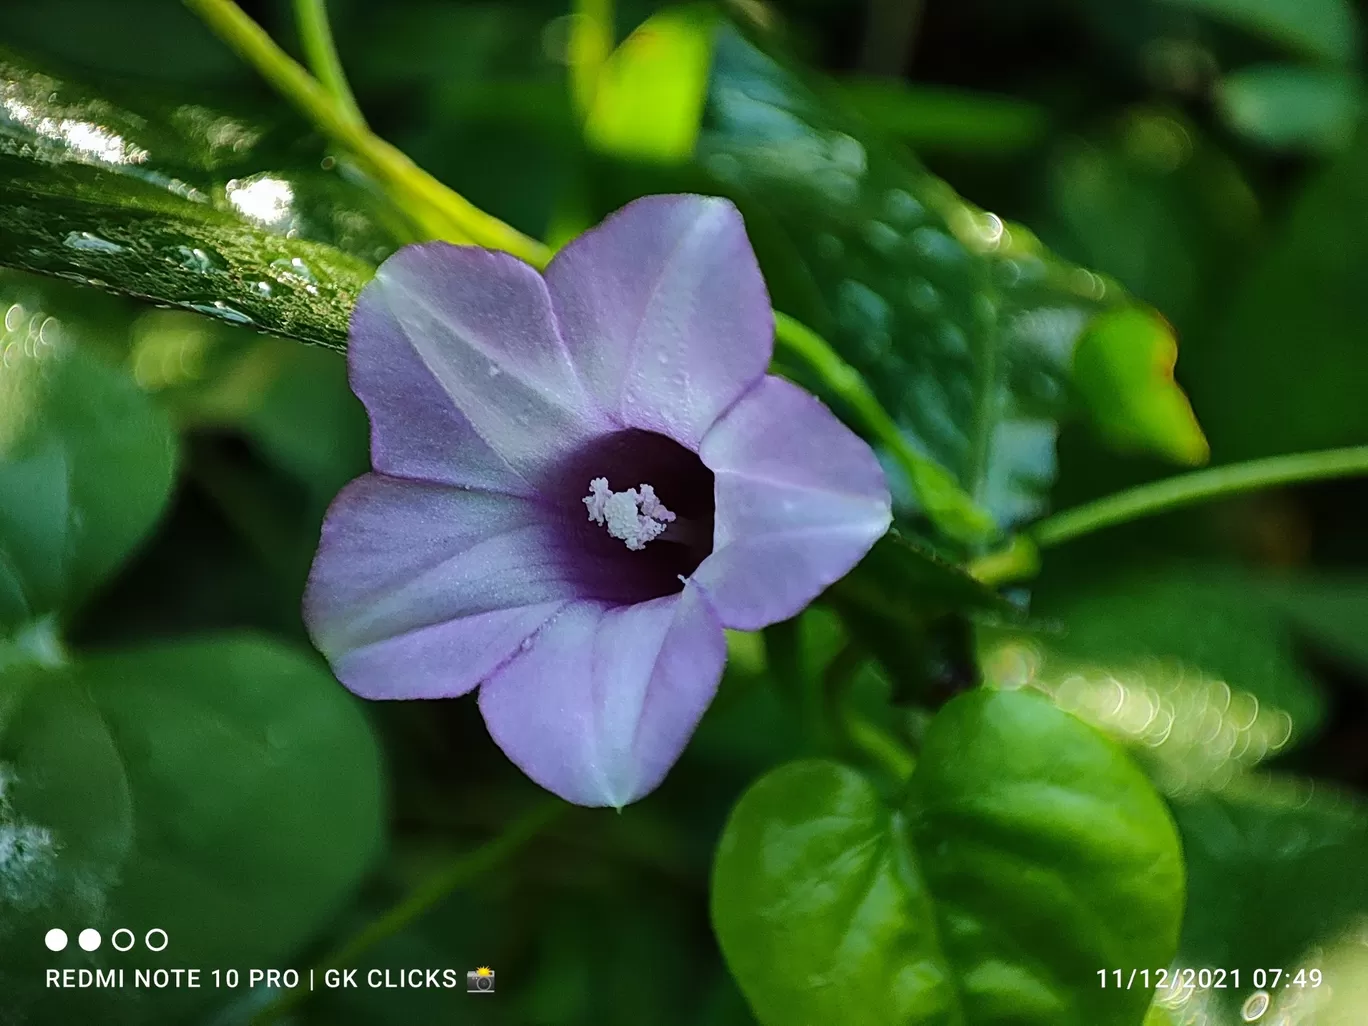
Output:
693,375,892,630
546,194,773,450
477,586,726,807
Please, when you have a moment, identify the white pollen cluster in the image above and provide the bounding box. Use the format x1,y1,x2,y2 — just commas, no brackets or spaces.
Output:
583,478,677,551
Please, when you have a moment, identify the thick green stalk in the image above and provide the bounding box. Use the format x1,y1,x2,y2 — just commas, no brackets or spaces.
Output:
293,0,366,128
774,312,996,547
184,0,550,266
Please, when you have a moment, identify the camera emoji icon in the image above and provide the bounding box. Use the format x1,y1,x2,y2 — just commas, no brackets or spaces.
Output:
467,967,495,994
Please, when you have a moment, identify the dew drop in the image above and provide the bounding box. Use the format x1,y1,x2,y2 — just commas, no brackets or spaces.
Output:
269,256,317,283
62,231,124,255
883,188,924,226
186,300,254,326
911,227,965,266
907,279,941,314
862,220,901,255
815,233,844,261
173,245,227,274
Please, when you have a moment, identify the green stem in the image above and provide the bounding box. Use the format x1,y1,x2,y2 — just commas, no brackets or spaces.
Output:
1031,445,1368,548
252,801,564,1024
971,446,1368,586
184,0,550,266
293,0,366,128
773,312,995,546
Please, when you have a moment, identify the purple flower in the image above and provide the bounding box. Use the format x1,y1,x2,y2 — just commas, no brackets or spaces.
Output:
304,195,892,807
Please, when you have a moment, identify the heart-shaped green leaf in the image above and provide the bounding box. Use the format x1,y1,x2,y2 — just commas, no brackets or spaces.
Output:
0,634,384,1023
712,688,1183,1026
0,280,177,628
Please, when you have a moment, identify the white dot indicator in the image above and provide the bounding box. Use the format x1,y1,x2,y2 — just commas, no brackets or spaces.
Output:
78,929,101,952
44,929,68,952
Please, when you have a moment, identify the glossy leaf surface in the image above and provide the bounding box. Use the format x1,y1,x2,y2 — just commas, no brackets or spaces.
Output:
698,28,1203,531
0,49,387,347
713,689,1184,1026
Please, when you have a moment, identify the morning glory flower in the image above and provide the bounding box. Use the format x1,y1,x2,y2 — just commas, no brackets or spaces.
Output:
304,195,892,807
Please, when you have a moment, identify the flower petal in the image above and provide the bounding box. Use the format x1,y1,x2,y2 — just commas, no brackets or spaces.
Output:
349,260,532,494
304,474,584,699
546,194,773,449
694,375,892,630
477,587,726,807
354,244,610,490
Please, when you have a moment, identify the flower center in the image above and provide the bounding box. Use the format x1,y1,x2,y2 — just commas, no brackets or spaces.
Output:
583,478,695,550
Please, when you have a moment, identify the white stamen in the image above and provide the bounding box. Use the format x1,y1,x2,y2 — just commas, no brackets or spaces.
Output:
583,477,677,551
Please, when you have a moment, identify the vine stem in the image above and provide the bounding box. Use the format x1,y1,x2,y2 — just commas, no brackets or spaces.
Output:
972,445,1368,584
292,0,366,128
251,801,565,1024
183,0,550,266
1032,445,1368,547
773,313,995,546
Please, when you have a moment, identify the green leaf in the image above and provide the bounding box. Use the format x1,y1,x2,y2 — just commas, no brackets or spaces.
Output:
1050,570,1324,731
1072,308,1209,465
0,280,176,628
0,48,388,347
1261,575,1368,673
831,531,1007,700
837,531,1010,620
697,27,1203,532
1173,775,1368,974
982,568,1326,792
0,634,384,1022
712,689,1184,1026
1183,131,1368,458
585,5,717,164
1158,0,1360,64
1217,64,1362,152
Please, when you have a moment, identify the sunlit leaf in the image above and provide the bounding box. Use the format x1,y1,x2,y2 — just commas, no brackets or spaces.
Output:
585,5,716,163
0,48,392,347
713,689,1183,1026
1073,308,1209,465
